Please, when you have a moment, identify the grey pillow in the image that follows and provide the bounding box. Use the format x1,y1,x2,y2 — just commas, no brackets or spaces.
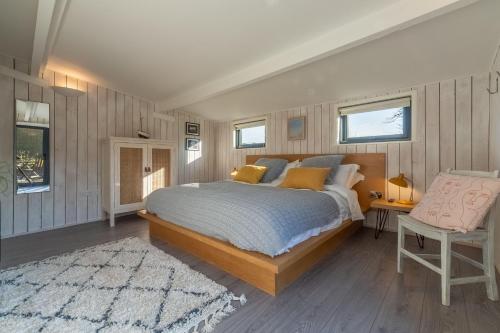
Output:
300,155,345,184
254,158,288,183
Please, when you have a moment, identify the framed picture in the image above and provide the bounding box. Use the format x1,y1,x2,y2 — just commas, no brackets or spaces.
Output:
185,138,200,151
185,122,200,136
287,116,306,140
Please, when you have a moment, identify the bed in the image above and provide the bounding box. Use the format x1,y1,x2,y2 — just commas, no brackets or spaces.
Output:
138,153,386,295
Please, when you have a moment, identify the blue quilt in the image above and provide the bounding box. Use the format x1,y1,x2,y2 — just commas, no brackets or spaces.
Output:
146,181,340,256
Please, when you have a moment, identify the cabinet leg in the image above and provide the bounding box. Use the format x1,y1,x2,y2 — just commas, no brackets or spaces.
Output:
109,212,115,227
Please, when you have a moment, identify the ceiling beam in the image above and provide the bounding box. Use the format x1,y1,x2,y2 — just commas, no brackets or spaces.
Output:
157,0,478,111
31,0,68,77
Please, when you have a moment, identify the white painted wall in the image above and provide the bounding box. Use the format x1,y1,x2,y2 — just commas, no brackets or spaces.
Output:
214,72,493,232
0,55,216,239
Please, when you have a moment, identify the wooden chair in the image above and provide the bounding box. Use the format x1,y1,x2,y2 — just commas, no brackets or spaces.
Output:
397,169,499,306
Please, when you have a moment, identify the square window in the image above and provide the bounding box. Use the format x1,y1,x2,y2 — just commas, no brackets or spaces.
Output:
234,120,266,149
339,96,412,144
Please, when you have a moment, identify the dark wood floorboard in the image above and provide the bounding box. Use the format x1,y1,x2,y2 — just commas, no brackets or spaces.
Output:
2,216,500,333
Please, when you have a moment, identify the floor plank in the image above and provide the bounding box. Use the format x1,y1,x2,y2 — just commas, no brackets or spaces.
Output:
2,216,500,333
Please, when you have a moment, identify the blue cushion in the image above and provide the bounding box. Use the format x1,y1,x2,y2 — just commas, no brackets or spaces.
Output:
300,155,345,184
254,158,288,183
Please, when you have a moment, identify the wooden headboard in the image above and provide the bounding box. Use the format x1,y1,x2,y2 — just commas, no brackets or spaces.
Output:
246,153,386,213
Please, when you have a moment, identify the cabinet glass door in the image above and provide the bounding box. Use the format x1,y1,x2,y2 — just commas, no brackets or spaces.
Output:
118,146,146,206
150,148,170,192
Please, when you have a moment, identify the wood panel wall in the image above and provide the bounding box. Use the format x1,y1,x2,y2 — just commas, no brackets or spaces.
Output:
214,73,493,230
0,55,216,238
490,49,500,271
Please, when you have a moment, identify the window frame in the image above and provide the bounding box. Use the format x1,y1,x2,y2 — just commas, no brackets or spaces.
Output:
336,92,417,145
234,119,266,149
15,124,51,188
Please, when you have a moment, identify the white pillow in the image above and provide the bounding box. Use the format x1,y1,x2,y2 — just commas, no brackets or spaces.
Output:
270,160,300,186
333,164,360,188
349,172,365,188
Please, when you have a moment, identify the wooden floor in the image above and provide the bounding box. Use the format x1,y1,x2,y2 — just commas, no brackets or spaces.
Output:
2,216,500,333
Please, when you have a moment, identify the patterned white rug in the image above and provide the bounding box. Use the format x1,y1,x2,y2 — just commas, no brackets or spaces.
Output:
0,237,245,332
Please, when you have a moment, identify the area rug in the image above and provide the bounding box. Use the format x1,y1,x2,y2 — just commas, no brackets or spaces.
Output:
0,237,246,332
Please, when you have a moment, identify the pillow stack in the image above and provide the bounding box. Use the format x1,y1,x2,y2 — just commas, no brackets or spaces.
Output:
233,155,359,192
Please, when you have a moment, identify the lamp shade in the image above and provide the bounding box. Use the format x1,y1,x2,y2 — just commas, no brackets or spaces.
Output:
389,173,408,188
51,86,85,97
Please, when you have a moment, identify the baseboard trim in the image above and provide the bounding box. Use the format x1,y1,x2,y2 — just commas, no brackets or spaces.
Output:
0,217,104,239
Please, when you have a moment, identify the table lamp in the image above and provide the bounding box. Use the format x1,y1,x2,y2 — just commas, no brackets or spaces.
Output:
388,173,413,205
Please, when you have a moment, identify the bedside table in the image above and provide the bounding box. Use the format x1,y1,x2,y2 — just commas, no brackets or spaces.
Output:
370,199,422,246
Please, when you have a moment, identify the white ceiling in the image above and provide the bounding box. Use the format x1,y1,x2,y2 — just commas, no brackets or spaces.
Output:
0,0,37,62
47,0,401,100
0,0,499,121
183,0,500,120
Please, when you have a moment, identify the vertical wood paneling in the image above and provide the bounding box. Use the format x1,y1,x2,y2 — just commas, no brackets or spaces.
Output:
425,82,440,189
124,95,133,137
66,77,78,225
97,86,107,220
13,72,29,234
455,77,472,170
307,105,315,153
213,74,494,218
115,92,125,137
77,80,88,223
411,86,426,202
321,103,330,154
439,79,456,171
471,74,490,171
314,105,322,154
399,142,412,201
27,83,43,232
53,73,67,227
1,64,216,237
132,97,140,134
0,69,14,236
87,83,99,221
147,102,155,137
107,89,116,137
41,70,55,229
387,144,400,200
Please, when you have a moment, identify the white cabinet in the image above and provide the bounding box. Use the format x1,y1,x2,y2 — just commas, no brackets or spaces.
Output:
102,137,177,226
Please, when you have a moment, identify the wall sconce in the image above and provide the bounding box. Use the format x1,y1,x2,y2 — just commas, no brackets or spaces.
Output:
50,86,85,97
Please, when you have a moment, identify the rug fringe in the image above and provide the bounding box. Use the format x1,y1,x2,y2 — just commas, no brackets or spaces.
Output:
186,293,246,333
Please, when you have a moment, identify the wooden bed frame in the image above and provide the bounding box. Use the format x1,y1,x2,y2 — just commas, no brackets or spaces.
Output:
139,153,386,295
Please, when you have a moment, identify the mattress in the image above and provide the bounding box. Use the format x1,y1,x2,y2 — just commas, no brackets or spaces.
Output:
145,181,362,257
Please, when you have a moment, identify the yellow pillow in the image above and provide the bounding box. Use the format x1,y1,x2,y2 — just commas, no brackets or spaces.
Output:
233,165,268,184
279,167,331,191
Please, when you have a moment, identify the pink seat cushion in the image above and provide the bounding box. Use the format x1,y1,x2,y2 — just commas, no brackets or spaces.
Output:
409,173,500,233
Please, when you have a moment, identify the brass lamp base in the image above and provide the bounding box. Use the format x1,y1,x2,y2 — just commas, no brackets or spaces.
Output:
396,199,414,205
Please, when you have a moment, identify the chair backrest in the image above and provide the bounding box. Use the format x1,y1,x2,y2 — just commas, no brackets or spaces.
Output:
445,169,499,232
445,168,499,179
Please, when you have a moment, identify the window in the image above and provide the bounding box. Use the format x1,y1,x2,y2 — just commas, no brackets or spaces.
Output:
16,125,50,191
15,100,51,194
338,96,412,144
234,119,266,149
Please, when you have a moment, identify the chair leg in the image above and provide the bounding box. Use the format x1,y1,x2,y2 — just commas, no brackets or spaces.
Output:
397,222,405,274
482,239,499,301
441,235,451,306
